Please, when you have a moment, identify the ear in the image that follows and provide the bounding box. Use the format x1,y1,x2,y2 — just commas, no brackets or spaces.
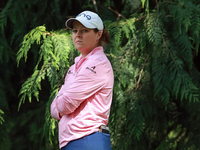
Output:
97,30,102,39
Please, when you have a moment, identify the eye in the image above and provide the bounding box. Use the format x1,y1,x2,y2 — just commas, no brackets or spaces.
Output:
72,30,77,33
83,29,88,32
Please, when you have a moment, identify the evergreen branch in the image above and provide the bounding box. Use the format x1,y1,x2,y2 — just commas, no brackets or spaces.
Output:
16,26,47,66
175,128,185,143
120,51,129,64
148,116,157,150
39,62,51,75
17,26,73,111
92,0,98,13
0,0,13,31
161,1,186,7
135,55,149,91
57,69,67,89
162,37,177,66
108,6,126,19
118,15,147,26
0,109,4,124
18,67,46,110
146,13,163,45
43,97,58,144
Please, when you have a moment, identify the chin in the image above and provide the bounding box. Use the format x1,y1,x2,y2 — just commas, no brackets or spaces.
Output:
76,48,85,53
76,46,84,50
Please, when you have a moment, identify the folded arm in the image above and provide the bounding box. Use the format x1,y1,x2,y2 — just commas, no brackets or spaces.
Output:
51,61,107,119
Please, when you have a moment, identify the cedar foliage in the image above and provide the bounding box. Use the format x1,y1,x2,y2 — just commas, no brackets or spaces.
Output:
1,0,200,150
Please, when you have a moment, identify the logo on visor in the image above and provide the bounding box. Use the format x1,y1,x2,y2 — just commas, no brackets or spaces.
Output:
76,13,91,20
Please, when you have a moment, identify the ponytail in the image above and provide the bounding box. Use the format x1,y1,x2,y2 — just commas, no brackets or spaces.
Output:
94,26,110,49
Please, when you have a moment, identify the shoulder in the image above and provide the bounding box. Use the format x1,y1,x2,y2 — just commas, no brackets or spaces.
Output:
84,53,113,76
87,52,111,67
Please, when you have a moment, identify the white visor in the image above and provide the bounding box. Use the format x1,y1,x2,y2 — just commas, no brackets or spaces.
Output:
65,11,104,32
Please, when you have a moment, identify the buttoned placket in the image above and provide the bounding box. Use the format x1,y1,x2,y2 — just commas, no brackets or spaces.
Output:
75,57,87,76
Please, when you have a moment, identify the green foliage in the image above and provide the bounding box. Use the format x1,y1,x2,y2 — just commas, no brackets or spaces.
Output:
0,0,13,31
107,0,200,149
0,79,8,124
0,109,4,124
17,26,73,110
16,25,75,148
1,0,200,150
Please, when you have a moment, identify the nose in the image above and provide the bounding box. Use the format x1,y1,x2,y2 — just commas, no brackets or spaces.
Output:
77,30,82,37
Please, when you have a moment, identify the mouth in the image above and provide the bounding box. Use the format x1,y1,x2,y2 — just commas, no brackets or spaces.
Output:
75,40,82,44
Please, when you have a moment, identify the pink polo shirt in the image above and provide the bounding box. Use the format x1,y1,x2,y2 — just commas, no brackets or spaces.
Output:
51,46,114,149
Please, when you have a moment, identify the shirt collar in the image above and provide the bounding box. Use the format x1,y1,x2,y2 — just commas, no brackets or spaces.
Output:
75,46,104,64
84,46,103,58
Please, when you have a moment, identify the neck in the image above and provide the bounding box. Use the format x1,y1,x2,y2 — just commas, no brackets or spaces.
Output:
80,45,100,58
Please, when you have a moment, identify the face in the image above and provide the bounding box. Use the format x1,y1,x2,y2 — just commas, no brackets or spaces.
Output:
72,21,102,58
